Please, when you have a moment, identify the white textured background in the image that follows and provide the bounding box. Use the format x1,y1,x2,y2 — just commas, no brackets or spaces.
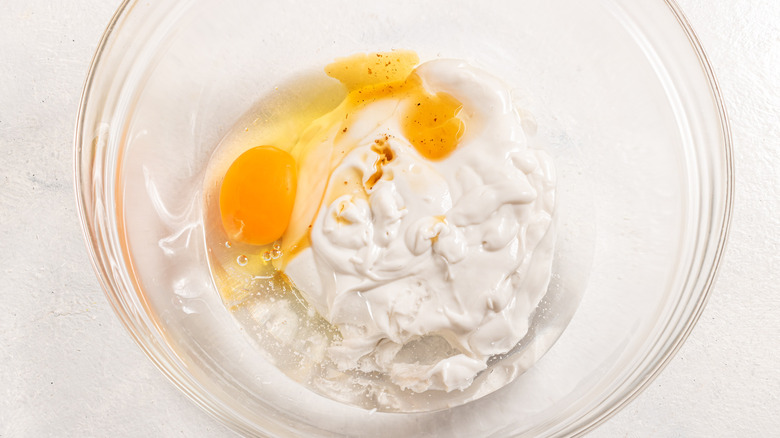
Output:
0,0,777,436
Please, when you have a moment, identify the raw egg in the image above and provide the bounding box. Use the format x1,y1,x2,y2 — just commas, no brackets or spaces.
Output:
219,145,297,246
327,52,465,162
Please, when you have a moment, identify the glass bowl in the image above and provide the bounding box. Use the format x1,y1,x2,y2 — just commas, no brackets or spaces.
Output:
75,0,732,436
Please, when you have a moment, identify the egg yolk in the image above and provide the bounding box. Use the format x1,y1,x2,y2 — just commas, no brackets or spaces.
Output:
401,78,465,160
219,146,297,246
328,52,465,161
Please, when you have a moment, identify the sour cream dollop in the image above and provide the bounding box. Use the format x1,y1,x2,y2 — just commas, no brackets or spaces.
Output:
284,59,556,394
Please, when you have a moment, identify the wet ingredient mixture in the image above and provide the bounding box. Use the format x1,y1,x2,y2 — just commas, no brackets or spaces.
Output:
204,50,556,410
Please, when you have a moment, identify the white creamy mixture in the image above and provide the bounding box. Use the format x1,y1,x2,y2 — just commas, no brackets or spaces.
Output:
283,59,556,394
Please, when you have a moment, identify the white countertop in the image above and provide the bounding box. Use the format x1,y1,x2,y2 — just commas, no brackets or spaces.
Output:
1,0,777,436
